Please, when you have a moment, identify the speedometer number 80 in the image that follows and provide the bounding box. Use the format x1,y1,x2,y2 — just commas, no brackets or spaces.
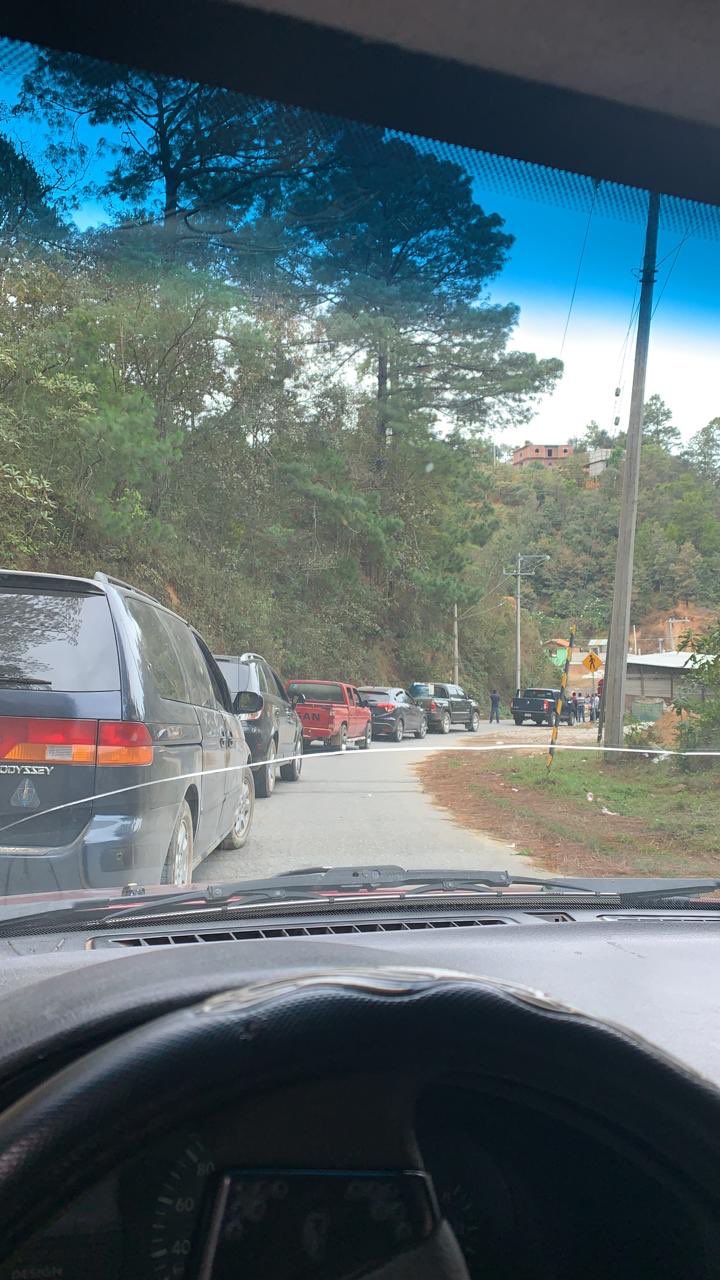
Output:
150,1139,213,1278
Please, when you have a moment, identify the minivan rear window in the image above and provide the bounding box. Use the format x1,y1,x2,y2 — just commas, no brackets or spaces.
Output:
216,660,252,698
0,589,120,692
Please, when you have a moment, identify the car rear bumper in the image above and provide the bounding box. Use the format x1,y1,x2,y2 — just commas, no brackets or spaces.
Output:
302,727,334,745
0,805,178,895
370,714,398,735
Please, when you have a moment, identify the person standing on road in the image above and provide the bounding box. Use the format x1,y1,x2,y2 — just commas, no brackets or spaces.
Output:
571,691,578,722
593,692,601,721
489,689,501,724
576,693,585,722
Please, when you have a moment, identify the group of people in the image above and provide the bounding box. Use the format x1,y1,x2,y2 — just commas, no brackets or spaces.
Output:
568,690,601,722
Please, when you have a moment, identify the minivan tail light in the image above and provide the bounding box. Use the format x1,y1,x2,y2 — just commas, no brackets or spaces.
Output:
1,717,97,765
98,722,154,766
430,700,438,711
0,717,153,766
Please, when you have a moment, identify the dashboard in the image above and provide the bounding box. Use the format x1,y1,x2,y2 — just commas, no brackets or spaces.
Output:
0,907,720,1278
0,1075,712,1280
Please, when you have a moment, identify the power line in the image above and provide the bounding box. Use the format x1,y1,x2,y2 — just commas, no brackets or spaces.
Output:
651,234,688,318
559,179,601,357
607,284,640,432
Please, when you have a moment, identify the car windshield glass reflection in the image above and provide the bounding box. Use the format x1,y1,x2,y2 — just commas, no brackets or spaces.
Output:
0,33,718,904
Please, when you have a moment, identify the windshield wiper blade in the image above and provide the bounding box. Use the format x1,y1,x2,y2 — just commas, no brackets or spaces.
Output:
0,675,52,686
96,867,720,920
0,868,718,936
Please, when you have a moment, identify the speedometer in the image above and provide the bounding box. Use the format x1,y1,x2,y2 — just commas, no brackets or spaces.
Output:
148,1137,215,1278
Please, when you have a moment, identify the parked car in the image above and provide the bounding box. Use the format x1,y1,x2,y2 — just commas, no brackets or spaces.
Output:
286,680,372,750
408,682,480,733
215,652,303,798
0,570,255,893
511,687,573,726
357,687,428,741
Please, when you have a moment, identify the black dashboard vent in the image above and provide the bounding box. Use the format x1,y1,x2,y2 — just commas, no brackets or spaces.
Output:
95,915,514,948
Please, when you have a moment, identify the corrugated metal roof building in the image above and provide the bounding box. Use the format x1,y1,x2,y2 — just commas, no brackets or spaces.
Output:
625,651,712,704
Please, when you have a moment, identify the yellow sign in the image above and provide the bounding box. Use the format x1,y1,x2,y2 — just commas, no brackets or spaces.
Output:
582,651,603,673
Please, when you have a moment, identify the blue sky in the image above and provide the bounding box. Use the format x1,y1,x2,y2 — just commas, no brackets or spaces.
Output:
1,42,718,447
472,184,720,444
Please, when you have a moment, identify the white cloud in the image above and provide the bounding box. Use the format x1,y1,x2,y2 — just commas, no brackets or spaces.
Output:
506,304,718,446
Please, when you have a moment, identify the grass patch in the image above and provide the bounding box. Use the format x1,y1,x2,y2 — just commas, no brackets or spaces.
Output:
416,749,720,877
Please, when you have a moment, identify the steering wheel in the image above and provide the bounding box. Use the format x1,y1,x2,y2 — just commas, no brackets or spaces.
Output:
0,967,719,1277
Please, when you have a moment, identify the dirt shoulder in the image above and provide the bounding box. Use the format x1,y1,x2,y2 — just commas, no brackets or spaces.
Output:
415,744,720,878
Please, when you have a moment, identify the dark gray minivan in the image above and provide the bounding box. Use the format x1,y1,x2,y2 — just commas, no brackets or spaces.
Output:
0,571,255,894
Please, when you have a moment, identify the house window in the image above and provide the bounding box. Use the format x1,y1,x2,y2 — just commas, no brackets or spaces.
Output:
547,448,553,457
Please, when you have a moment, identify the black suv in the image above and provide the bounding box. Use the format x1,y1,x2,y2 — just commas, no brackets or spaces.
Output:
215,653,303,798
408,682,481,733
0,571,255,893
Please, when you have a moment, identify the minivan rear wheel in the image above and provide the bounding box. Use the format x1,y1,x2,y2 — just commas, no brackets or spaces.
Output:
255,739,277,798
280,733,303,781
162,800,194,885
220,769,255,849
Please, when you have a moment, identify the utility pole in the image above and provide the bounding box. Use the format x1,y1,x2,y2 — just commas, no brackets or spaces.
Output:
603,190,660,752
452,602,459,684
503,553,550,693
515,559,521,693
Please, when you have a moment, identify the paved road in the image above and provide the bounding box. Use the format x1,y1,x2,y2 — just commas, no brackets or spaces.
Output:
197,718,597,884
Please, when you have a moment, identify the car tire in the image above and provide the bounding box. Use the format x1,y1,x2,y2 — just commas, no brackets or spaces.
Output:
513,715,523,726
359,722,372,750
279,734,303,782
414,718,428,739
255,738,278,798
220,768,255,849
394,718,405,743
330,723,348,751
440,712,451,735
161,799,194,885
467,711,480,732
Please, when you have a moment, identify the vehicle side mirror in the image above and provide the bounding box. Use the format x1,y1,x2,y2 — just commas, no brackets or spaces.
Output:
291,692,306,706
233,690,263,714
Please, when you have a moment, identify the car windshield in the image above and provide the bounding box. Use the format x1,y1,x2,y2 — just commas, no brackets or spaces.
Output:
0,33,719,911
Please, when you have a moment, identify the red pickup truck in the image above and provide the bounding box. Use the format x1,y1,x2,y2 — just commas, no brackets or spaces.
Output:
286,680,372,751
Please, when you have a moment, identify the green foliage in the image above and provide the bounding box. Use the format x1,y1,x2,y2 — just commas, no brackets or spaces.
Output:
2,71,720,706
642,394,681,451
674,622,720,768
